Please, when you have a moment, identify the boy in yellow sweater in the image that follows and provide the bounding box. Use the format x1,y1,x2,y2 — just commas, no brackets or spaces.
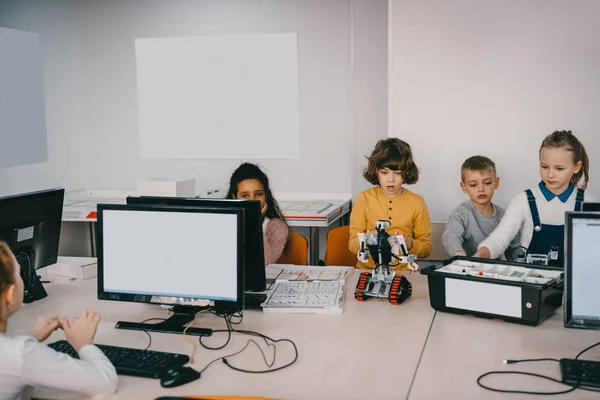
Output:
349,138,432,269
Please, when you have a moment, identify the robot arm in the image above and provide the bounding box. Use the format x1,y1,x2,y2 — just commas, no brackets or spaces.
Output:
392,233,419,271
357,230,369,263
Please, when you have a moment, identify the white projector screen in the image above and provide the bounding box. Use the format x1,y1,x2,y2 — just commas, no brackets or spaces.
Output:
0,27,48,168
135,33,299,159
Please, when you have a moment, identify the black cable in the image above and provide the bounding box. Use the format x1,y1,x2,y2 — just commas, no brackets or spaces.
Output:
138,318,166,351
198,312,298,374
504,358,559,364
575,341,600,360
198,314,233,350
477,370,579,395
476,341,600,394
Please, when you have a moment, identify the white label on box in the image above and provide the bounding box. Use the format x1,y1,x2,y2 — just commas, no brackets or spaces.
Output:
445,279,522,318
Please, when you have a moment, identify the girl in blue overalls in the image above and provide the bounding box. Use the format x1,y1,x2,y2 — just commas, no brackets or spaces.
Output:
474,130,594,265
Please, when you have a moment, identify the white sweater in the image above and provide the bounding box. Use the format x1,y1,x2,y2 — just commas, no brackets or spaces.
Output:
0,334,118,400
478,185,595,259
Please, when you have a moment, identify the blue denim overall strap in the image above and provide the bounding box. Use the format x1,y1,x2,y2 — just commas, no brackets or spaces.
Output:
524,188,585,265
575,188,585,211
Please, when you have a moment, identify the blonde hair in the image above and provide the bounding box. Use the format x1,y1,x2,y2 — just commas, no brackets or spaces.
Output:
0,241,16,319
540,130,589,189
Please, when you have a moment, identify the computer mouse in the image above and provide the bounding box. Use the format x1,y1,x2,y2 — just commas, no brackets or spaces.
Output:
159,366,201,388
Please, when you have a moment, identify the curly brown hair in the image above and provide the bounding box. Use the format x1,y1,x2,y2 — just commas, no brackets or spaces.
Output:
363,138,419,185
540,130,589,189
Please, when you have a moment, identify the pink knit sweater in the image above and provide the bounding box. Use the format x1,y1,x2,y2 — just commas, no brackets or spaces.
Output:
263,218,289,265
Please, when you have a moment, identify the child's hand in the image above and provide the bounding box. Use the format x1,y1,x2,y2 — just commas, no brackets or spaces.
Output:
454,250,467,257
29,315,60,342
61,309,101,352
403,236,413,251
473,247,491,259
261,202,268,217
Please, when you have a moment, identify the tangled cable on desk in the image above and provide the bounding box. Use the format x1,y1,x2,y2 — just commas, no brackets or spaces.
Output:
198,310,299,374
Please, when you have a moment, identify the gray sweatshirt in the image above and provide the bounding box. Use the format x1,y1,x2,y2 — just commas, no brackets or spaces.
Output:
443,201,510,257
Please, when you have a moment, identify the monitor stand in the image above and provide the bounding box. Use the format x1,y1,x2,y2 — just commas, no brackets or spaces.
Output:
115,305,212,337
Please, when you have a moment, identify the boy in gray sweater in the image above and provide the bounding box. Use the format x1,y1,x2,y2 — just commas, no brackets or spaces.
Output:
443,155,516,258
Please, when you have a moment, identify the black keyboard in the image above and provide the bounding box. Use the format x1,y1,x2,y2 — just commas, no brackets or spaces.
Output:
560,358,600,388
48,340,189,378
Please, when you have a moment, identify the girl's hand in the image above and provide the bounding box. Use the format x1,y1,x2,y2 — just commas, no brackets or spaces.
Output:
29,315,60,342
473,247,491,259
61,309,101,352
261,202,268,217
454,250,467,257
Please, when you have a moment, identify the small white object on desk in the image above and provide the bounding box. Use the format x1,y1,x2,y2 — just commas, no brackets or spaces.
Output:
136,178,196,197
46,256,98,280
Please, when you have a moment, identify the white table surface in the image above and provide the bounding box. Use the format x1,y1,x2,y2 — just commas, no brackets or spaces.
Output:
10,261,596,400
10,268,432,400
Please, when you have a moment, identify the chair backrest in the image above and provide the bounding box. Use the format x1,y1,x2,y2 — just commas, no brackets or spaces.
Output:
276,232,308,265
423,223,447,260
324,225,357,267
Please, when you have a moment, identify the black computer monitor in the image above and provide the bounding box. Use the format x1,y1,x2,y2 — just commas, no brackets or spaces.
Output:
97,203,244,337
564,211,600,331
0,188,64,303
126,195,266,292
582,202,600,212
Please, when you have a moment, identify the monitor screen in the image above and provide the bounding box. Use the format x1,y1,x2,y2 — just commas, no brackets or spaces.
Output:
564,212,600,330
126,195,266,291
98,204,243,305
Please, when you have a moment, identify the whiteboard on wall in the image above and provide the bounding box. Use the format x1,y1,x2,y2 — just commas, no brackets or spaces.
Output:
135,33,299,159
0,27,48,168
389,0,600,223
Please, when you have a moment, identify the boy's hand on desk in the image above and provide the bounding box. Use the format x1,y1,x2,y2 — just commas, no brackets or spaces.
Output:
30,315,60,342
61,309,101,352
454,250,467,257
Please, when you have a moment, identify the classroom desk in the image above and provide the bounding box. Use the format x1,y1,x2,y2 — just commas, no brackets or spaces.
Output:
10,267,433,400
62,190,352,264
12,262,594,399
409,308,600,399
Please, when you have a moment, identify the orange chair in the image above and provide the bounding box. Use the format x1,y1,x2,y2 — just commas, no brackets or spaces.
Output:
276,232,308,265
324,226,357,267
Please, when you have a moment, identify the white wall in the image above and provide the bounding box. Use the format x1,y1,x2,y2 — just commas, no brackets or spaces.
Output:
390,0,600,222
353,0,389,194
74,0,359,195
1,0,387,199
0,0,388,260
0,0,86,197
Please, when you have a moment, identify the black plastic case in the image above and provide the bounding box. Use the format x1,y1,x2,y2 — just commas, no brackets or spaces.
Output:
420,256,563,326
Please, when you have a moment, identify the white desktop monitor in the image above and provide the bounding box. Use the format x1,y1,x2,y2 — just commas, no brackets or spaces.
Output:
96,203,244,336
564,212,600,331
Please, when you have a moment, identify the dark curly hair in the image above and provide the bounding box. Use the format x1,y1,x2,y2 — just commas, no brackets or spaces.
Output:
363,138,419,185
540,130,589,189
226,162,287,221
